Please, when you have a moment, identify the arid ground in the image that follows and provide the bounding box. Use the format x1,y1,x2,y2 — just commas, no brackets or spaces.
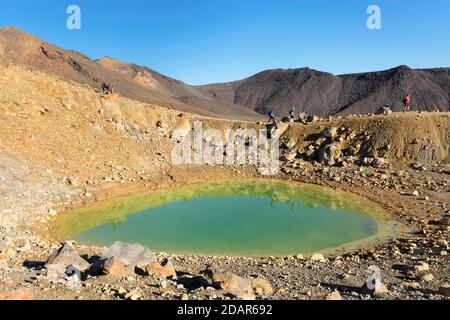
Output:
0,60,449,300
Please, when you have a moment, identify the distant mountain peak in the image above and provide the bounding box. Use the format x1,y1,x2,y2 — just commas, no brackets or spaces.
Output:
396,64,411,70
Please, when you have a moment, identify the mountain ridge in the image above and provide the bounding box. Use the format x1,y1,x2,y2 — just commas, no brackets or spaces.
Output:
202,65,450,116
1,26,449,118
0,26,260,120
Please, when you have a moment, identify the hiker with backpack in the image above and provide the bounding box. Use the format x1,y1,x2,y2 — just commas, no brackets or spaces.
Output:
101,82,113,95
268,110,276,124
101,82,109,95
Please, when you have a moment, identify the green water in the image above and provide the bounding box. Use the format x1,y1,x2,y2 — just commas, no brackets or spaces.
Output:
50,179,398,257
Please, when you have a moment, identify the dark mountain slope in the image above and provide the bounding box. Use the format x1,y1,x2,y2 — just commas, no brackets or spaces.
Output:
201,66,450,116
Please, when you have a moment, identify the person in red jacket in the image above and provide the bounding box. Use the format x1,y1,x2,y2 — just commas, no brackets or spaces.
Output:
403,94,411,112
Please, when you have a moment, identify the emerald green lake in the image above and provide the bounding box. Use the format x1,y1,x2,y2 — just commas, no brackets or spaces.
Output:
51,180,398,257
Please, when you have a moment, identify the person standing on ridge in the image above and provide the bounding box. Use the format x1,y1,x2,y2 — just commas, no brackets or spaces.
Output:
289,107,296,121
403,94,411,112
268,110,276,124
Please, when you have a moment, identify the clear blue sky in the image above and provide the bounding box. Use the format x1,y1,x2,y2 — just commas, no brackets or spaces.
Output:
1,0,449,85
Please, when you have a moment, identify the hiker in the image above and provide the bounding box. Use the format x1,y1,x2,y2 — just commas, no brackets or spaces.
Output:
289,107,296,121
268,110,276,124
101,82,113,95
101,82,109,95
403,94,411,112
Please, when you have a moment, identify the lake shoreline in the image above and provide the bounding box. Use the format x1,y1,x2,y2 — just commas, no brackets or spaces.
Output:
1,164,448,300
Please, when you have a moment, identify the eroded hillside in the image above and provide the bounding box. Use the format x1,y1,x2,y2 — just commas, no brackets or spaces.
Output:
0,27,260,120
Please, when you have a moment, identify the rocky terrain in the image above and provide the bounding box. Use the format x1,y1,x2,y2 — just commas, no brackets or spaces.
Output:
1,149,449,300
0,41,449,300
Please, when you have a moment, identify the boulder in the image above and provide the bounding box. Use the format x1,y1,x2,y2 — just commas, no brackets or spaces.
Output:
281,116,291,123
411,163,427,171
371,157,386,168
124,289,142,300
412,262,430,273
101,242,157,268
440,215,450,226
65,265,82,286
419,273,434,282
325,290,342,300
209,271,255,300
306,115,320,123
101,256,127,277
305,148,316,158
251,278,273,295
318,142,341,166
361,281,389,295
309,253,327,263
145,258,176,279
321,127,338,138
181,293,189,300
283,139,297,149
298,112,308,123
282,151,297,162
375,107,393,115
45,242,90,275
45,268,59,281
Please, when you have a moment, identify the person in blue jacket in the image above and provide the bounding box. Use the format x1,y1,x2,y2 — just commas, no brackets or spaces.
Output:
268,110,275,124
